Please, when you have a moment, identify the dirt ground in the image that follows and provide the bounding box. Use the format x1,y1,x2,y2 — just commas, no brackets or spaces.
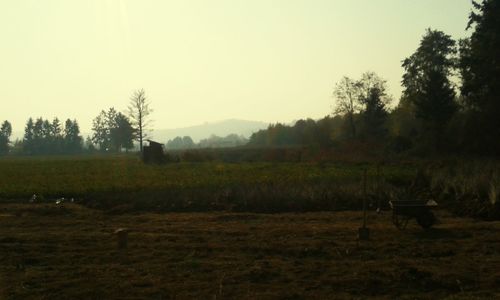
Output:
0,204,499,299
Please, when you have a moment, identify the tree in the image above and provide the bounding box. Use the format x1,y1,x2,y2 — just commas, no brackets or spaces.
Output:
357,72,391,140
92,110,111,151
333,76,361,138
334,72,391,140
402,29,458,151
64,119,83,154
459,0,500,154
85,136,96,152
357,72,390,106
359,87,389,139
51,118,63,154
0,120,12,155
109,113,135,152
92,108,135,152
128,89,153,153
23,118,35,155
33,117,45,154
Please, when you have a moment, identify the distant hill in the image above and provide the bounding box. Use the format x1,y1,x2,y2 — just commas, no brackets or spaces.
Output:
151,119,269,143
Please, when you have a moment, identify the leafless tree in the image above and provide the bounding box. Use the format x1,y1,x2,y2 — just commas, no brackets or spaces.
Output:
128,89,153,153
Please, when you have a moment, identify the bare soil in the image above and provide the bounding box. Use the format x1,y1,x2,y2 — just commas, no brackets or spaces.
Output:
0,204,499,299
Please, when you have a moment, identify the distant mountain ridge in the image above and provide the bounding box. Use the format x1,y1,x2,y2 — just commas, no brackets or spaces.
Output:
151,119,269,143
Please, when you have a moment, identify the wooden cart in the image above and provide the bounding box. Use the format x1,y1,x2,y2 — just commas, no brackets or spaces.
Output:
389,199,438,229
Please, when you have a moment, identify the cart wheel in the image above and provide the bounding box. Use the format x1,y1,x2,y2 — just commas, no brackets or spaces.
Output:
416,210,435,229
392,213,410,230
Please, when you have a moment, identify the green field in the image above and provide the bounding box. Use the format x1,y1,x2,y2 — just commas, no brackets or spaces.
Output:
0,155,417,213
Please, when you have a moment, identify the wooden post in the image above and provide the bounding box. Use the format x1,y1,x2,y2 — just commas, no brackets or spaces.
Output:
115,228,130,250
363,168,367,228
376,164,381,213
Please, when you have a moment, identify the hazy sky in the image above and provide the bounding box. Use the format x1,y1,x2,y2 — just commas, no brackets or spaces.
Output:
1,0,474,134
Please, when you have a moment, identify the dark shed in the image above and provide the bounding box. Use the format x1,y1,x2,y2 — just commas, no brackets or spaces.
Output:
142,140,165,164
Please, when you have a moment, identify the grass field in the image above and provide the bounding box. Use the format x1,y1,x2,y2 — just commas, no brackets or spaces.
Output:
0,203,499,299
0,155,416,213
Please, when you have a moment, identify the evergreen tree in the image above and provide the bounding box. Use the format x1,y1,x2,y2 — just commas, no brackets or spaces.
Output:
360,87,389,140
64,119,83,154
0,121,12,155
23,118,35,155
51,118,63,154
459,0,500,154
402,29,458,152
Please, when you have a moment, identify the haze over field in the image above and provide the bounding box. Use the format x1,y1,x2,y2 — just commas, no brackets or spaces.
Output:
1,0,472,133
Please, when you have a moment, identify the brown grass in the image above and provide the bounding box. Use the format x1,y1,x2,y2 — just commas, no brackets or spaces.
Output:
0,204,499,299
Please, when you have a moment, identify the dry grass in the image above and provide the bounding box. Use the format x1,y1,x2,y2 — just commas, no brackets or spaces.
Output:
0,203,499,299
427,160,500,219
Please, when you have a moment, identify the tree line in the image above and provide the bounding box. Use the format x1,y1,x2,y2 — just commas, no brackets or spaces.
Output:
1,1,498,158
166,134,248,150
249,1,500,157
0,89,152,155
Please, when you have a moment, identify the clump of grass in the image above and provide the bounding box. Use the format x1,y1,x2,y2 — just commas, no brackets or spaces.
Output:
426,160,500,220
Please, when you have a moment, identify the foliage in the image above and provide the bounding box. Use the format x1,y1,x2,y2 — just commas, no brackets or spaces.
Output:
64,119,83,154
402,29,458,152
248,117,340,148
0,120,12,155
459,0,500,154
333,72,392,139
166,136,196,150
333,76,361,138
198,134,249,148
92,108,135,152
359,86,389,140
21,117,83,155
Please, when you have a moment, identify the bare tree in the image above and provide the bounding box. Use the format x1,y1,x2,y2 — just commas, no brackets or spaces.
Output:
128,89,153,153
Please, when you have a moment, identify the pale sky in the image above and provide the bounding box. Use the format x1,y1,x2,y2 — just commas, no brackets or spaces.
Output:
1,0,473,134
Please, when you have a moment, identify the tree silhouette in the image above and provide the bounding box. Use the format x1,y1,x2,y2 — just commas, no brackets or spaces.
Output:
23,118,35,155
0,120,12,155
402,29,457,152
92,110,111,151
333,77,361,138
459,0,500,154
128,89,153,153
360,87,389,139
64,119,83,154
110,113,135,152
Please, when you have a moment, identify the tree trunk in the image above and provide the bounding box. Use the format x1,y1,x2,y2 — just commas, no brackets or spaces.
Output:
349,113,356,138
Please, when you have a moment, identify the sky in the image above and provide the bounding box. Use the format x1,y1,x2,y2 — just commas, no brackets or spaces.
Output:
0,0,474,134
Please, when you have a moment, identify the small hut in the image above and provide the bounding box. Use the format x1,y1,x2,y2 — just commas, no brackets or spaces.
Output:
142,140,165,164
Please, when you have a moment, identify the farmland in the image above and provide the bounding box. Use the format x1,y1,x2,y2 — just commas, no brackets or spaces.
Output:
0,155,417,213
0,155,499,299
0,204,499,299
